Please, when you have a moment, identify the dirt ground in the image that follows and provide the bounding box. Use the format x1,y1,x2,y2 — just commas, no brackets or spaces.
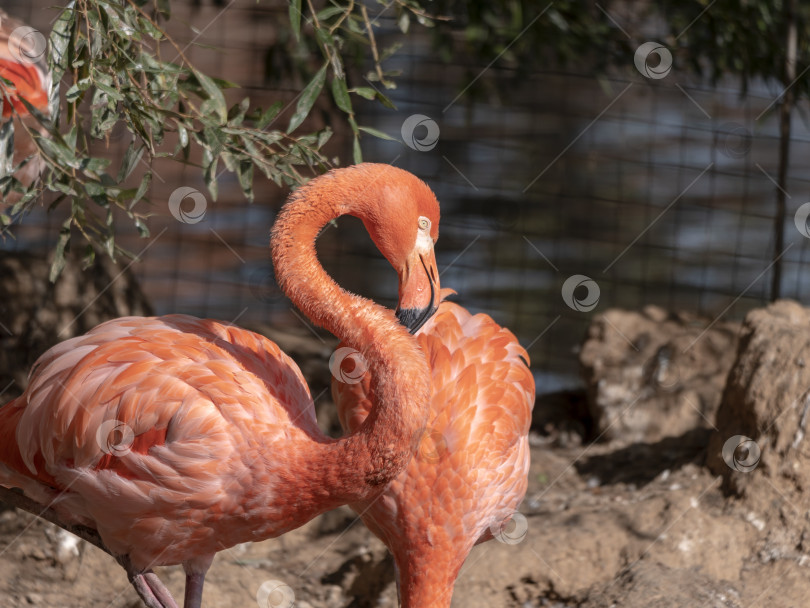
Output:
1,300,809,607
0,428,801,608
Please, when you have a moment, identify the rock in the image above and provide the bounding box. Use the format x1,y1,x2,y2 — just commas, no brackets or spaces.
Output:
579,305,739,443
580,561,743,608
705,300,810,583
707,300,810,508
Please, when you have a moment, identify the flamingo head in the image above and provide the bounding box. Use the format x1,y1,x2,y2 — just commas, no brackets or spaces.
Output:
353,164,441,334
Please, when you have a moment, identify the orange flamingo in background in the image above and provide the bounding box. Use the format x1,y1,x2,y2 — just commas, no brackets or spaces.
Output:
334,290,535,607
0,164,441,608
0,9,50,203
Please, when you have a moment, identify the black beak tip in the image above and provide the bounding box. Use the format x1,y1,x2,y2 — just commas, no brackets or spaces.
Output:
396,305,438,334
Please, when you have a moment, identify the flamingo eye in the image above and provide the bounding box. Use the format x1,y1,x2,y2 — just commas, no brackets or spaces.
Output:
418,217,430,231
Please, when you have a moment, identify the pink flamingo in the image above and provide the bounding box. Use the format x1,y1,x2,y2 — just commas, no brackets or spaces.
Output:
0,164,441,608
0,9,51,204
334,291,535,607
0,10,49,118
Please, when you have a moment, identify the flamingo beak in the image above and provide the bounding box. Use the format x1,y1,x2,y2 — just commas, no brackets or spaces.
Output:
396,244,440,334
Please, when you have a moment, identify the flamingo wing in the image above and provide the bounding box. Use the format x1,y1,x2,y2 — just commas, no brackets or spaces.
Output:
0,314,317,568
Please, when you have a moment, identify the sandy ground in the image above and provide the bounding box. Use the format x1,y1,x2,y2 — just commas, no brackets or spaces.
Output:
0,423,805,608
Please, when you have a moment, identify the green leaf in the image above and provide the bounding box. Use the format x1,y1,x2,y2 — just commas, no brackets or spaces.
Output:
375,90,397,110
205,158,219,201
104,235,115,259
256,101,283,129
331,77,353,114
288,63,327,132
289,0,303,42
237,159,254,202
398,12,410,34
50,218,72,282
130,172,151,210
156,0,171,18
352,136,362,164
134,217,150,238
317,127,333,148
358,126,397,141
177,123,189,149
351,87,376,100
48,7,75,86
192,68,228,123
317,6,345,21
117,142,145,182
0,120,14,178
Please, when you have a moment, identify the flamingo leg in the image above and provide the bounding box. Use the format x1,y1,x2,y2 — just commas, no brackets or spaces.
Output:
118,556,179,608
130,572,169,608
143,571,180,608
182,554,213,608
183,572,207,608
0,488,181,607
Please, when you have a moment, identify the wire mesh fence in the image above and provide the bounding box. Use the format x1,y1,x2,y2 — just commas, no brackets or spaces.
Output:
4,0,810,393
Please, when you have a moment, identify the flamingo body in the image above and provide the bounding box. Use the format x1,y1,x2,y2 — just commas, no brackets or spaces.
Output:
0,314,321,569
0,163,443,607
334,298,535,606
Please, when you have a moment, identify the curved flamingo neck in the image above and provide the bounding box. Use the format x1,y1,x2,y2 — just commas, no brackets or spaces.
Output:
270,166,430,505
